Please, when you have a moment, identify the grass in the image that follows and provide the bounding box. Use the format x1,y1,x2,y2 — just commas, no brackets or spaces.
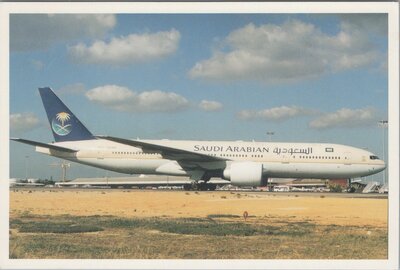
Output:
9,214,388,259
12,216,307,236
18,222,103,234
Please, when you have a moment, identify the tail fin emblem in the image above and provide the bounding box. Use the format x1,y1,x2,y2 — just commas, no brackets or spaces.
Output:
52,112,72,136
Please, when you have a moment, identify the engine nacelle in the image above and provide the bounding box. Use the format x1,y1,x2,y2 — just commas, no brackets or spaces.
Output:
223,162,265,186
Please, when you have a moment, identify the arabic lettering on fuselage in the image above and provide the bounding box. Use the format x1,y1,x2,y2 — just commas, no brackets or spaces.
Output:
193,145,313,155
273,147,313,155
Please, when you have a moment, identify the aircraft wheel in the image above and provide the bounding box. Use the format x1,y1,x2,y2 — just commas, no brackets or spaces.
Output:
207,184,217,191
199,184,208,191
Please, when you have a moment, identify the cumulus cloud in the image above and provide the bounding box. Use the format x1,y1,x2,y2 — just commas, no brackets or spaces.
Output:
189,19,381,83
85,85,189,113
10,113,40,132
309,107,378,129
68,29,180,65
339,14,387,36
11,14,116,51
199,100,223,112
238,106,315,121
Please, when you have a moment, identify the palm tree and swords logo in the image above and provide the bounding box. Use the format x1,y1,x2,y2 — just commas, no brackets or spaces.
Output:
51,112,72,136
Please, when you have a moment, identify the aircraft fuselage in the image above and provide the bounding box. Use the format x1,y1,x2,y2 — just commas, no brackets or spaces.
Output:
36,138,386,180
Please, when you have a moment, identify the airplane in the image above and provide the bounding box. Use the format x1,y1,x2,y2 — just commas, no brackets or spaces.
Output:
11,87,386,190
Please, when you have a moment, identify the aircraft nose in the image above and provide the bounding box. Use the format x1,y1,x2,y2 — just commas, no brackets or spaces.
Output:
374,160,386,173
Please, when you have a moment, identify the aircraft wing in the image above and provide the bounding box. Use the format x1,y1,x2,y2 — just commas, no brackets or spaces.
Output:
11,138,78,153
97,135,227,162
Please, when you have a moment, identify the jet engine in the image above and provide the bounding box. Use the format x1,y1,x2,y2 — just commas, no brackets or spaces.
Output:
223,161,266,186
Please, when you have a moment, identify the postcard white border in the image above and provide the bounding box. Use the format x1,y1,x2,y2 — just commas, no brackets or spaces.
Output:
0,2,398,270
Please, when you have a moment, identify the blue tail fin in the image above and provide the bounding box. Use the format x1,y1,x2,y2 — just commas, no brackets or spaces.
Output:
39,87,94,142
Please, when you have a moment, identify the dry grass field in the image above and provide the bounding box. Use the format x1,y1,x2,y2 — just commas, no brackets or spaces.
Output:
9,189,388,259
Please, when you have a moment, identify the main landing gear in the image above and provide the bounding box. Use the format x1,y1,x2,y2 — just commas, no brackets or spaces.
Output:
183,182,217,191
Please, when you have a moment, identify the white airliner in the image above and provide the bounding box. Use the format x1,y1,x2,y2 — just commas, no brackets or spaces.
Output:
12,87,385,190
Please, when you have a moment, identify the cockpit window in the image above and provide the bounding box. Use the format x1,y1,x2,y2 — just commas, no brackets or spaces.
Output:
369,155,379,160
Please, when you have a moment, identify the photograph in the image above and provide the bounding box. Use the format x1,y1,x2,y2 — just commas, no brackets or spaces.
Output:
1,2,399,269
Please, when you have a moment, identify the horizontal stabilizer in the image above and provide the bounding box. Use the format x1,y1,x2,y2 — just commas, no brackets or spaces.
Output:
11,138,77,153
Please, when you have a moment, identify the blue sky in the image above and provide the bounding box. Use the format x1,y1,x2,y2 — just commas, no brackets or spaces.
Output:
9,13,388,180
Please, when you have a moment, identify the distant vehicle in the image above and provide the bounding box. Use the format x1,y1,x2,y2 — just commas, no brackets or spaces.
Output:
27,178,39,183
379,184,388,194
315,187,330,192
12,87,386,190
9,178,18,187
273,185,290,192
291,187,315,192
11,183,44,187
362,181,381,193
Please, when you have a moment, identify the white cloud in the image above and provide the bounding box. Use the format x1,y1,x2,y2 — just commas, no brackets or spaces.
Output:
309,107,377,129
199,100,223,112
238,106,315,121
339,14,387,37
189,19,380,83
11,14,116,51
10,113,40,132
85,85,189,113
68,29,180,65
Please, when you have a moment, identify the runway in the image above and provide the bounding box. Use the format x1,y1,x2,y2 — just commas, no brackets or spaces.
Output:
11,185,388,198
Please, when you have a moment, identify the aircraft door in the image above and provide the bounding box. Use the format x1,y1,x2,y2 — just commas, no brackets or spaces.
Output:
96,149,105,160
281,154,290,164
344,152,352,165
